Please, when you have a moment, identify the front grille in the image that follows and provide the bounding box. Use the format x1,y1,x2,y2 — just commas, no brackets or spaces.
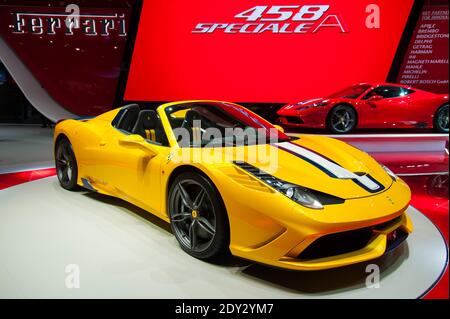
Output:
285,116,304,124
373,216,402,231
297,216,406,260
298,227,374,260
385,229,408,253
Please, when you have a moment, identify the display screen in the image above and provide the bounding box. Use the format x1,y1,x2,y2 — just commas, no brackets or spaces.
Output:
125,0,414,103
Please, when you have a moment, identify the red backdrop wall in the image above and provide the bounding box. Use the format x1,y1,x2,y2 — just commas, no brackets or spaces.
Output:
125,0,415,103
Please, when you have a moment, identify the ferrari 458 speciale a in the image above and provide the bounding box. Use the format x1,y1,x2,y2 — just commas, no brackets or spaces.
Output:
54,101,413,270
277,83,449,134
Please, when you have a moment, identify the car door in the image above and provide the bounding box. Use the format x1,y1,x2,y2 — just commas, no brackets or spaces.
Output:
99,127,170,212
88,108,171,214
362,86,411,128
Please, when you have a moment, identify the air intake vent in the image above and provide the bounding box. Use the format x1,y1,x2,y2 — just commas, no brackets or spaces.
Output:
220,165,273,193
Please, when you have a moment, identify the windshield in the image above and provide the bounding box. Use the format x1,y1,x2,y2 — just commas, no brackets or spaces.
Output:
328,84,372,99
165,102,292,147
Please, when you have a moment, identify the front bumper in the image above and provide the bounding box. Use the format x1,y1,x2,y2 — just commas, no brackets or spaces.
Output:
278,212,412,270
234,211,412,271
276,108,328,129
226,177,413,271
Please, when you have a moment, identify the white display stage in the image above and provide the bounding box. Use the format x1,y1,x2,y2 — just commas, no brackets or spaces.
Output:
0,177,447,299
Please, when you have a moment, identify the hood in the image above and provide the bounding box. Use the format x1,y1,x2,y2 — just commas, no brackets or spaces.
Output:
223,135,393,200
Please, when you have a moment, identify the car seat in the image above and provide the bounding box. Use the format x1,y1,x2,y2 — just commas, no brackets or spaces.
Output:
132,110,167,145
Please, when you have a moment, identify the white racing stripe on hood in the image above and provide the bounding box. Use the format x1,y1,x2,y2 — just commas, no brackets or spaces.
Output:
275,142,381,191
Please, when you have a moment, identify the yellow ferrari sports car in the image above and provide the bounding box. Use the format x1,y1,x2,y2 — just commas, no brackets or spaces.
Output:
54,101,413,271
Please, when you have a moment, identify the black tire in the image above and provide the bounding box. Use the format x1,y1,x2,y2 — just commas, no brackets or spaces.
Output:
433,104,449,133
168,172,230,261
55,138,79,191
327,105,357,134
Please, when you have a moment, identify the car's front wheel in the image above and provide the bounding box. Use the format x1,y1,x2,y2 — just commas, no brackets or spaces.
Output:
55,137,79,191
327,105,357,134
434,104,449,133
168,172,230,261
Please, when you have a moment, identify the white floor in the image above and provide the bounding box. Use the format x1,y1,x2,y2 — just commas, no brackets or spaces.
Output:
0,177,447,299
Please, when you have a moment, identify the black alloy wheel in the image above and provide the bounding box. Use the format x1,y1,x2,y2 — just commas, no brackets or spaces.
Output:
327,105,357,134
168,172,230,260
434,104,449,133
55,138,79,191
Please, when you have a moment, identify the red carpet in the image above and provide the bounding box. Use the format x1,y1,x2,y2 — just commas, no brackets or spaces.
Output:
0,168,56,190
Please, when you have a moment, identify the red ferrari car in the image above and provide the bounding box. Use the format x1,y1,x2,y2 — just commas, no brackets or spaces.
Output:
277,83,449,134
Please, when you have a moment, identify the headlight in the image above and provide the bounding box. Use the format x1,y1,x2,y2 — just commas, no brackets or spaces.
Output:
311,101,329,107
296,101,328,110
382,165,397,181
283,185,323,209
233,162,330,210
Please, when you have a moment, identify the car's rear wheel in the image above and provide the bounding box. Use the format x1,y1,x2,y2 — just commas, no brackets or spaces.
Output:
327,105,357,134
55,138,79,191
434,104,449,133
168,172,230,261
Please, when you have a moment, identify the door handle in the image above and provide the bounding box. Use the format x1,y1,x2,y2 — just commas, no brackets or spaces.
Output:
99,140,106,146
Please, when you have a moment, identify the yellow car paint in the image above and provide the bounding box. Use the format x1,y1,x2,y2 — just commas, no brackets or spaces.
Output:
54,101,412,271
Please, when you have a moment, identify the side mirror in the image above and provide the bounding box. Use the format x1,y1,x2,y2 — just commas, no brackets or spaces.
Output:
368,95,383,102
273,125,285,133
119,134,157,157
